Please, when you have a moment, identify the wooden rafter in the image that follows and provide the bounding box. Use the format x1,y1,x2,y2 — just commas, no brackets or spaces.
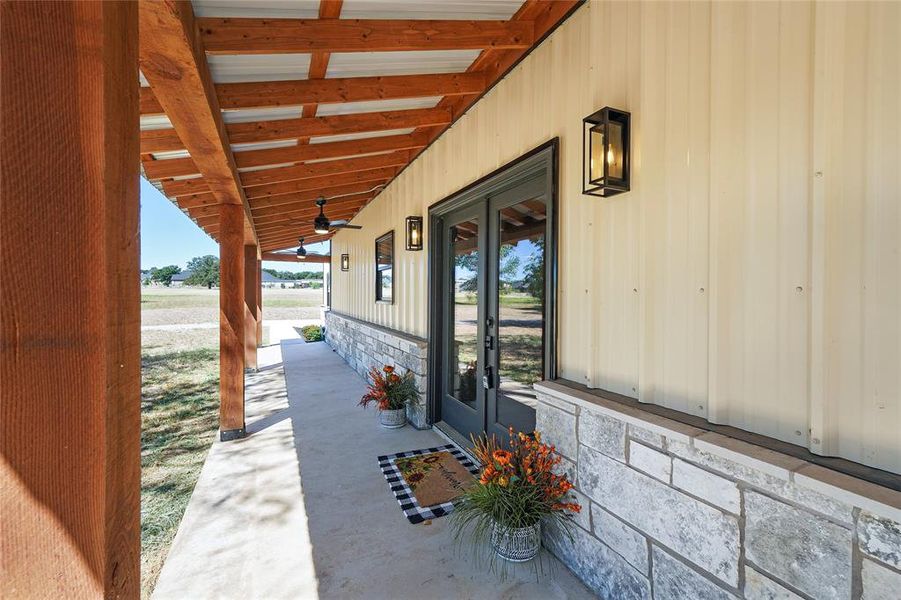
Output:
139,0,256,244
141,0,583,245
140,72,486,114
233,132,428,170
240,152,410,187
261,252,330,264
244,167,395,200
198,18,533,54
302,0,343,119
144,106,449,154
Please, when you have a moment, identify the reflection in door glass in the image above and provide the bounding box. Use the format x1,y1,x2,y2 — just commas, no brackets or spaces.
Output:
496,200,546,428
451,220,479,406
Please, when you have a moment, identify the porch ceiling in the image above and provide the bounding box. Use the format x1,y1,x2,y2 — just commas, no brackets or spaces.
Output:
139,0,581,251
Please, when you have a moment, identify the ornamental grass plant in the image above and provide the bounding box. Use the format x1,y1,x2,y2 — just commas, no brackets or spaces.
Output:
451,428,581,572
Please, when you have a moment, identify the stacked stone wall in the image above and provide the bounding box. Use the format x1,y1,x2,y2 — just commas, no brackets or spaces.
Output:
536,381,901,600
324,311,428,428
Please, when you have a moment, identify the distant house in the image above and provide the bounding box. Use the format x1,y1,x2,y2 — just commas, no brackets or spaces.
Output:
170,270,192,287
261,271,293,289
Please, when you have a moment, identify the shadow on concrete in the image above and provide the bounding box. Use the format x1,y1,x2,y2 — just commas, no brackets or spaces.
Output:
152,341,591,599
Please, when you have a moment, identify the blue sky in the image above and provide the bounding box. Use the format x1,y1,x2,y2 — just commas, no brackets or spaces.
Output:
140,178,325,272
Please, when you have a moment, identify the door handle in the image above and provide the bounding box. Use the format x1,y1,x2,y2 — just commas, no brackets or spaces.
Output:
484,336,494,350
482,366,494,390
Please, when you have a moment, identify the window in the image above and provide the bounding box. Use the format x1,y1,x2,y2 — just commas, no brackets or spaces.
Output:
375,231,394,303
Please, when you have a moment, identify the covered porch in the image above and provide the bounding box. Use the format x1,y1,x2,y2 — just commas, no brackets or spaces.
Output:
152,340,591,599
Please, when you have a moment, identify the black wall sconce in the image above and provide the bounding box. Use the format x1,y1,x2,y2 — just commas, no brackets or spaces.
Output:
340,253,349,271
405,216,423,251
583,107,630,197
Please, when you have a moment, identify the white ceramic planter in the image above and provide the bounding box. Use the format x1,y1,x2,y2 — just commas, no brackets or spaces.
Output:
379,408,406,429
490,521,541,562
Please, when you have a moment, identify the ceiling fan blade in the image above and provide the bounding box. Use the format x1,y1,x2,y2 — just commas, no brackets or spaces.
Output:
333,223,363,230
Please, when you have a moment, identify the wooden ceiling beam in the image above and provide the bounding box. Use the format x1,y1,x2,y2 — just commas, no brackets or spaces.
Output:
143,107,451,153
138,0,256,244
140,72,486,115
161,177,209,197
254,202,365,228
250,183,379,214
262,238,332,252
245,167,395,200
240,152,410,187
233,132,428,170
197,18,533,54
175,192,221,210
143,157,199,180
261,251,330,264
302,0,342,120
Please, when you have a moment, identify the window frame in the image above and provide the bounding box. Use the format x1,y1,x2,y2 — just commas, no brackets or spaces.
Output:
375,230,394,304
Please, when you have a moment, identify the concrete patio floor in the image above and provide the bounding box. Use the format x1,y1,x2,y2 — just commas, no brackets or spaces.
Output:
153,340,593,599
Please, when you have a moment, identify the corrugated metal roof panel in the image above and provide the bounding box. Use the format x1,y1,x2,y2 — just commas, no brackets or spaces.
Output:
152,150,192,160
192,0,320,18
141,114,174,131
231,139,299,152
238,162,296,173
316,96,442,117
326,50,480,79
221,106,304,124
207,54,311,84
309,127,415,145
340,0,523,20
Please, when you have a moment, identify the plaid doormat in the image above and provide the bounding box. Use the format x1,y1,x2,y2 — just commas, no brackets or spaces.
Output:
378,444,480,524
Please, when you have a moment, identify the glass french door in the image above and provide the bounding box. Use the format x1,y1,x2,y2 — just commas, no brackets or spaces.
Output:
439,176,549,442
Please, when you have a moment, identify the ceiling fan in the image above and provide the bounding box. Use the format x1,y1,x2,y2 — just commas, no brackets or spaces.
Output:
296,237,306,259
313,196,362,234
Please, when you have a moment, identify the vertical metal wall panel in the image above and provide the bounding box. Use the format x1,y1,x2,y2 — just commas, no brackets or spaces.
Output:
330,0,901,473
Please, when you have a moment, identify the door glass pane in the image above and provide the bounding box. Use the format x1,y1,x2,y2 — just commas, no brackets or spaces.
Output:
496,199,546,427
450,219,479,406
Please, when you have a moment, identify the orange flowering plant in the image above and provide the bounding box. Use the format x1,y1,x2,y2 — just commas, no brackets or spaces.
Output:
451,427,581,545
359,365,419,411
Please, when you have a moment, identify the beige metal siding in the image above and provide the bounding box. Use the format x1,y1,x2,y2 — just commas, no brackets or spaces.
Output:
331,0,901,473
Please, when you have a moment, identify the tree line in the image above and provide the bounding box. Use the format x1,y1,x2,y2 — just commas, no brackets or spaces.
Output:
144,255,323,288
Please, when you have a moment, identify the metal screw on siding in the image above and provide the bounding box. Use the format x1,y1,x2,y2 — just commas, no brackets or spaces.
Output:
633,288,638,293
812,437,821,445
699,287,705,293
815,171,823,178
795,430,803,436
698,405,704,410
796,286,803,293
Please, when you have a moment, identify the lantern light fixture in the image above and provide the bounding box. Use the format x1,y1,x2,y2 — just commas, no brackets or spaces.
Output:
583,107,631,197
340,253,350,271
405,216,424,251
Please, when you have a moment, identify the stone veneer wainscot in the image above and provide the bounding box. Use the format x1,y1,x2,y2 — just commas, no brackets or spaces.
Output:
324,310,428,428
534,380,901,600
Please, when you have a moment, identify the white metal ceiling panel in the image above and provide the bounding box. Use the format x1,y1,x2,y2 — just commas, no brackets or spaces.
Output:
340,0,523,20
315,96,442,117
309,127,415,145
326,50,480,79
151,149,192,160
140,114,174,131
192,0,320,18
231,139,299,152
207,54,311,84
221,106,304,123
237,162,296,173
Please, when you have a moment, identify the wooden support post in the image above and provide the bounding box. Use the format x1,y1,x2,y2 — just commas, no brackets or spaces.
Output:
257,259,263,347
244,245,259,369
219,204,246,440
0,2,140,597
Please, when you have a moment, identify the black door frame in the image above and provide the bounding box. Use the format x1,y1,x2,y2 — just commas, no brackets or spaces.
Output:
427,138,559,430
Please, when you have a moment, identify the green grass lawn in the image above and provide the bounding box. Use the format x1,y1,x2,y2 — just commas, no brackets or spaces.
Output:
141,347,219,599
